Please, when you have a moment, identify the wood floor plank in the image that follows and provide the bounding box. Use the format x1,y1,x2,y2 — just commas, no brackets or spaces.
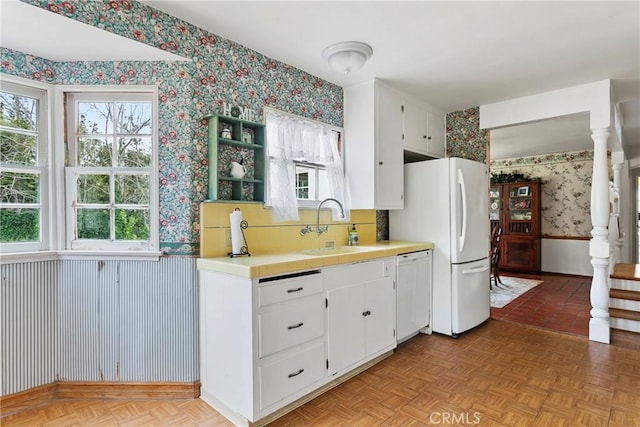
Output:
2,319,639,426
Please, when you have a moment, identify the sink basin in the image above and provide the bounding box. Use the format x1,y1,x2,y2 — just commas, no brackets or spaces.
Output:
299,246,370,256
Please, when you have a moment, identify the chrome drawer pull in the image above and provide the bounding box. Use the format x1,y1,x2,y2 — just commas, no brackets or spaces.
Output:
287,287,304,293
288,368,304,378
287,322,304,330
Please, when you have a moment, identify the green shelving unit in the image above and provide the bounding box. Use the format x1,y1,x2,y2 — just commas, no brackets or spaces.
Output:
206,114,265,202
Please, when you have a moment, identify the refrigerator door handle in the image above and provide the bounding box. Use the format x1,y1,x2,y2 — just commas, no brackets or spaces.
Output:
462,265,490,274
457,168,467,252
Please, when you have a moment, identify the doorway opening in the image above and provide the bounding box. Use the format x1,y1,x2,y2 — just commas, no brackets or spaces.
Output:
635,171,640,263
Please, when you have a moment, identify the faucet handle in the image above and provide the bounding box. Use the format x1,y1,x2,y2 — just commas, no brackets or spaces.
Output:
300,225,312,236
316,225,328,235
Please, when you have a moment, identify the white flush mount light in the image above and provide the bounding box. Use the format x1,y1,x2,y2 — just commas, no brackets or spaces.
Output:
321,41,373,75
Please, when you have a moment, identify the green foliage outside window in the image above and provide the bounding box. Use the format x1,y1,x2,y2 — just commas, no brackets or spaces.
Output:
0,209,39,242
1,91,155,245
0,89,41,243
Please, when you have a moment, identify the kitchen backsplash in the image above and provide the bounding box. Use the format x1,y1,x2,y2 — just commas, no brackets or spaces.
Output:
491,150,595,237
200,202,377,257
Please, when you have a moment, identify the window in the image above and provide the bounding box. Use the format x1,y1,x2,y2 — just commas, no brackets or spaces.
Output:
0,81,49,252
294,161,331,202
0,80,158,258
265,108,349,221
65,92,157,251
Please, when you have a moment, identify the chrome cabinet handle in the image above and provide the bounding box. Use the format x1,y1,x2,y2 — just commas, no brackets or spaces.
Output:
287,322,304,330
288,368,304,378
287,287,303,293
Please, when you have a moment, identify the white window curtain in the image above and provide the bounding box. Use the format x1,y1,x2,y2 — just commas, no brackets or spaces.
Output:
265,109,351,222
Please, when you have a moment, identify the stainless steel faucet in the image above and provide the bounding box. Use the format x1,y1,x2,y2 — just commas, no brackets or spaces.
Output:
316,198,345,235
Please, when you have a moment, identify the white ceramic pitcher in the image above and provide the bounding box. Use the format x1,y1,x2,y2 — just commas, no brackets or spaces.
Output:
230,161,246,179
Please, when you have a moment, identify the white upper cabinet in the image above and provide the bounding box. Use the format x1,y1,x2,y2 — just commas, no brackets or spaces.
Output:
402,98,429,154
344,79,404,210
426,110,446,158
401,96,446,158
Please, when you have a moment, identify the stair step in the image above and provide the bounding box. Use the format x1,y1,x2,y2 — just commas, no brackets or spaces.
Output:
611,263,640,281
609,308,640,322
610,288,640,301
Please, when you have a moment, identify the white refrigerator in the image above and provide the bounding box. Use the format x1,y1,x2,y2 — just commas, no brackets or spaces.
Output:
390,157,490,337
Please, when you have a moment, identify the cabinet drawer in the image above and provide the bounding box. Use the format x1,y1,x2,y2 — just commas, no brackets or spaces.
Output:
258,298,324,358
258,272,322,307
259,342,325,410
323,259,392,290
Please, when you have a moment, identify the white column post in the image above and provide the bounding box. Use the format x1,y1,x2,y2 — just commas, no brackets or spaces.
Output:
589,127,610,344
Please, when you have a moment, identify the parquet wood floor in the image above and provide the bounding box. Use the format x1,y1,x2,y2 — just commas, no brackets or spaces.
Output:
3,320,639,426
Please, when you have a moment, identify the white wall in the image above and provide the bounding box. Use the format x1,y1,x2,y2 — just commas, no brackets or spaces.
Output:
541,239,592,276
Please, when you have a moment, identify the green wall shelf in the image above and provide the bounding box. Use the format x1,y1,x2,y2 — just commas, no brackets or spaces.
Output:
206,114,266,202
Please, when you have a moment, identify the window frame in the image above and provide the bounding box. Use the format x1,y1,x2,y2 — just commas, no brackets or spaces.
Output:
62,88,159,253
0,77,52,254
263,107,345,210
0,80,161,262
294,159,328,205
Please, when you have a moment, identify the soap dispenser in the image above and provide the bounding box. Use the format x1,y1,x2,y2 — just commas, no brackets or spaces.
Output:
348,224,359,246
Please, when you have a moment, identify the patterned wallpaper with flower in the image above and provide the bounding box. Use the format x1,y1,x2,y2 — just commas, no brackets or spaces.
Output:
491,151,595,237
1,0,343,255
446,107,489,163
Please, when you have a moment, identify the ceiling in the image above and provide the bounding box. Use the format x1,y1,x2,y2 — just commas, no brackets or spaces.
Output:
0,0,186,62
1,0,639,160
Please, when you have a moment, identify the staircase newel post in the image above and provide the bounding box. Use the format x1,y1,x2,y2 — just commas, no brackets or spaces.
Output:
589,127,611,344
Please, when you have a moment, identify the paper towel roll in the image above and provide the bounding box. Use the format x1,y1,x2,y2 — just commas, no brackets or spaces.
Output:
230,209,243,254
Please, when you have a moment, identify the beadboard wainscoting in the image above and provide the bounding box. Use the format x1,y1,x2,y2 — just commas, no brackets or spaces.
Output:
1,261,58,396
1,257,198,398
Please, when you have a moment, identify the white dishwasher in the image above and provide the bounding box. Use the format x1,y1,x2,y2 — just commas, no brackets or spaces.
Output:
396,250,432,342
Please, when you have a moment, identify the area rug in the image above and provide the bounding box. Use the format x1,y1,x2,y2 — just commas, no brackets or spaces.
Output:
490,276,543,308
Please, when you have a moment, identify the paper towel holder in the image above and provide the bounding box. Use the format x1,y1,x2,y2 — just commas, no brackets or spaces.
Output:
229,208,251,258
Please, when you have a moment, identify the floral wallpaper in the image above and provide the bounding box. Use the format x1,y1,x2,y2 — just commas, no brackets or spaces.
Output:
491,151,595,237
1,0,343,255
446,107,489,163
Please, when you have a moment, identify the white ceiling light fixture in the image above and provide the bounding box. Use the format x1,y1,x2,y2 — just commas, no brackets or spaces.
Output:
321,41,373,75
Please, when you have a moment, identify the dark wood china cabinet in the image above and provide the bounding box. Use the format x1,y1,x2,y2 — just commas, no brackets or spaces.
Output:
489,181,541,273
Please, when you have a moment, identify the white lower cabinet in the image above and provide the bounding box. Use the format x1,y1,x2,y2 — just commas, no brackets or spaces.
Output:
258,342,325,410
324,258,397,377
199,269,325,425
198,257,397,425
258,297,324,358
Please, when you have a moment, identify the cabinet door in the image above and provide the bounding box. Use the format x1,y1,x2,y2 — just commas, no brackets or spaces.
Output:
501,236,540,272
375,83,404,209
504,182,539,235
426,111,445,158
402,99,428,154
327,284,365,376
364,277,396,357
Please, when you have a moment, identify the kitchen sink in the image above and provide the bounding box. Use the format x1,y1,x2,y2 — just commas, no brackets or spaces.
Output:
298,246,372,256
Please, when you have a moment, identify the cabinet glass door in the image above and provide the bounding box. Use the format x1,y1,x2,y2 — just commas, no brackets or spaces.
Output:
489,186,501,221
507,184,533,233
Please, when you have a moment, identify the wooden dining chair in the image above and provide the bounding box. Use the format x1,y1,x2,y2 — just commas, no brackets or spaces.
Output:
490,226,503,289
